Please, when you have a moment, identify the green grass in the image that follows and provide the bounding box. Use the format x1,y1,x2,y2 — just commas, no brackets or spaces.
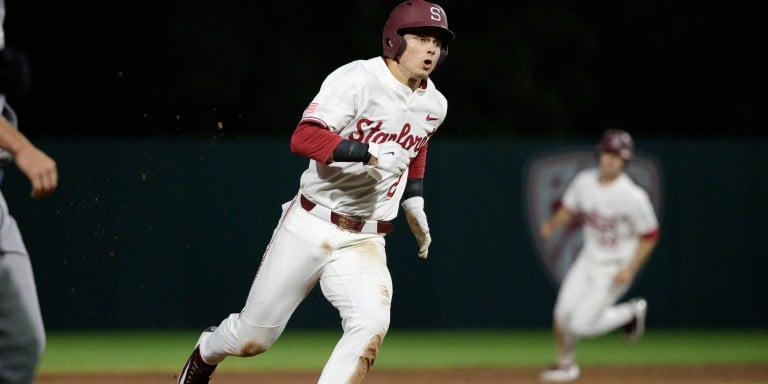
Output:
38,328,768,373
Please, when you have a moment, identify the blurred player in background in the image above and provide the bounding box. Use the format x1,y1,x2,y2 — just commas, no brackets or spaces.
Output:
538,129,660,382
0,0,59,382
177,1,454,383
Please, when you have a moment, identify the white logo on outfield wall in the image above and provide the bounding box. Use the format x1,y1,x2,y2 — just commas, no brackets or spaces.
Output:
523,148,663,286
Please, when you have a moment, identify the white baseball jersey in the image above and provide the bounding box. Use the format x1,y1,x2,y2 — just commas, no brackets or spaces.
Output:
0,93,16,164
298,56,446,222
561,168,658,264
0,2,15,164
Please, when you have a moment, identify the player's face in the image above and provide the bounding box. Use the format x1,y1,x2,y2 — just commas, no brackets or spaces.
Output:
598,152,624,180
398,29,443,81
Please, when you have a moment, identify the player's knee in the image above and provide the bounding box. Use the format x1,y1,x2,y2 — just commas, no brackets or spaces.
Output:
235,323,282,357
350,316,389,336
566,316,598,337
348,314,389,344
344,315,388,373
348,307,390,334
567,323,589,337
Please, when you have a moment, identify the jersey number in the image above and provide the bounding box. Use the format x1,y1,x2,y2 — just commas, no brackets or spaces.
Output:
387,175,404,198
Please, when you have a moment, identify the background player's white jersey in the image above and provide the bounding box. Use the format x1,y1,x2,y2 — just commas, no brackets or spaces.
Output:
561,168,658,264
298,56,447,222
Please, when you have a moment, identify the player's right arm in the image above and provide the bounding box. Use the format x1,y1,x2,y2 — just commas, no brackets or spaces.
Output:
540,170,586,239
290,121,408,175
540,205,575,239
0,115,58,198
290,121,344,163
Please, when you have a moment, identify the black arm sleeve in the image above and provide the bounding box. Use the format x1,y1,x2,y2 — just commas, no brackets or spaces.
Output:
402,178,424,200
332,140,372,163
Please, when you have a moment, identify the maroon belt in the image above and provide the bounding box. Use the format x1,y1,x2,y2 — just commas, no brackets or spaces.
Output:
300,195,393,234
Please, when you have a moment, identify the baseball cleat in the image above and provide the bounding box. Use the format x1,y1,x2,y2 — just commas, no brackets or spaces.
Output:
625,298,647,344
178,326,218,384
539,363,580,382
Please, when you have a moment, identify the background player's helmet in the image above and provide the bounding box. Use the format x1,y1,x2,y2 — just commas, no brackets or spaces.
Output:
382,0,455,66
597,129,634,161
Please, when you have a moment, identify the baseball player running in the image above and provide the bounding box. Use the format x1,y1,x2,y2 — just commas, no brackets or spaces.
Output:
0,1,59,381
177,1,454,383
538,129,660,382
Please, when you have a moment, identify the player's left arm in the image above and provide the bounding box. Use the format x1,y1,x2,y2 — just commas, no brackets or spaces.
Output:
0,115,58,198
401,146,431,259
613,230,659,285
613,188,661,284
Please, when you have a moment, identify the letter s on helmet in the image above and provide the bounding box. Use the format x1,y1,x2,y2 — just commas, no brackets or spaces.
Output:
382,0,455,66
597,129,634,161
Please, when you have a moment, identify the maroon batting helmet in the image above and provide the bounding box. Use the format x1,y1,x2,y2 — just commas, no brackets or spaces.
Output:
382,0,455,66
597,129,634,161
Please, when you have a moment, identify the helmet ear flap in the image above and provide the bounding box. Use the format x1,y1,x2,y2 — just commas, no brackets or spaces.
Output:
438,46,448,66
384,35,407,61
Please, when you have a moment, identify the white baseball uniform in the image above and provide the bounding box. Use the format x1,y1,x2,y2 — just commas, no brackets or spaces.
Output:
0,99,46,383
0,2,47,380
553,168,659,337
199,56,445,383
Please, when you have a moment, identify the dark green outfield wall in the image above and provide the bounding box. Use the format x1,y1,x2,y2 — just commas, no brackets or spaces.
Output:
2,137,766,330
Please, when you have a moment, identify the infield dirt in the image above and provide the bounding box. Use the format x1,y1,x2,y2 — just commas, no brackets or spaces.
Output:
35,364,768,383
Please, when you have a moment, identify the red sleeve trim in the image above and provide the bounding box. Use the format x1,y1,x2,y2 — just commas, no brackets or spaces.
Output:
290,121,343,163
641,228,660,241
408,143,427,179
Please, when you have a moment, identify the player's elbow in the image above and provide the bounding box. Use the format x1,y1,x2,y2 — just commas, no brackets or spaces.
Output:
289,131,303,155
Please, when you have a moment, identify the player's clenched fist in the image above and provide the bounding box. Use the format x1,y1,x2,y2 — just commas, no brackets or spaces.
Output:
365,141,410,180
14,145,58,199
539,221,556,239
402,196,431,259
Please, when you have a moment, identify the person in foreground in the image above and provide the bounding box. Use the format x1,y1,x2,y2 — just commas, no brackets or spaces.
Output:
177,1,454,383
0,1,59,382
538,129,660,382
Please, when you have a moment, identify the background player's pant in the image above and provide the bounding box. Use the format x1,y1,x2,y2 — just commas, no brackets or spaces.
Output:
203,195,392,383
0,192,45,384
553,255,635,338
